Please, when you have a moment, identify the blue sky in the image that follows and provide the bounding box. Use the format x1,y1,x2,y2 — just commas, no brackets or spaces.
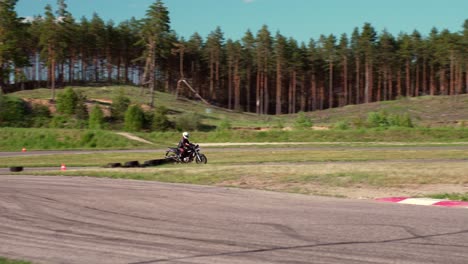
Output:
16,0,468,43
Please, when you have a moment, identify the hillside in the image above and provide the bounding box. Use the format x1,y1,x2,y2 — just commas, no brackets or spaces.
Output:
10,86,468,128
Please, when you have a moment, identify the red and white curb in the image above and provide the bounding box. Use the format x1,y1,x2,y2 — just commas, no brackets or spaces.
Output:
376,197,468,209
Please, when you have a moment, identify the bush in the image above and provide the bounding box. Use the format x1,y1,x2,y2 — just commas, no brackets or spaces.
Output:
333,120,350,130
111,89,131,121
367,111,389,128
175,112,202,131
293,112,312,130
56,87,78,115
88,105,104,130
217,118,232,131
30,104,51,128
49,115,87,129
367,111,414,128
152,106,172,131
124,105,145,132
0,95,30,127
74,91,88,120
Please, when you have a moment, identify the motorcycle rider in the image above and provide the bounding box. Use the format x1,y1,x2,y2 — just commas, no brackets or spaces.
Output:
178,131,193,160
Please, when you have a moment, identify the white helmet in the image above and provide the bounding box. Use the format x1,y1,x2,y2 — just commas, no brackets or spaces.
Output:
182,132,189,139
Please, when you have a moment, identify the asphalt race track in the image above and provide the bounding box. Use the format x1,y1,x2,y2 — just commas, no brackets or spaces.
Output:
1,175,468,264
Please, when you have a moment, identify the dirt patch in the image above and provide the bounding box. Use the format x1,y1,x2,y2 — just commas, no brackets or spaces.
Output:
116,132,155,145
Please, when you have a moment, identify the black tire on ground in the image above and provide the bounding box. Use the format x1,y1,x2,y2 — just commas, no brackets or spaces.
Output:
123,161,140,168
143,159,164,167
105,162,121,168
9,166,24,172
165,152,179,162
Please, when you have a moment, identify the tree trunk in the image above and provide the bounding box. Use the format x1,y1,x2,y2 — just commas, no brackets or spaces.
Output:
406,59,411,97
292,70,296,113
275,59,282,115
310,72,316,111
246,69,251,112
388,68,393,100
288,75,293,114
355,57,360,104
440,69,446,95
256,71,261,114
234,59,240,111
228,59,232,109
149,42,156,107
343,56,348,105
107,47,112,83
364,59,369,103
263,73,269,114
300,74,306,112
397,70,402,97
430,65,435,95
415,64,420,96
450,51,455,95
329,61,333,108
422,60,427,95
209,51,214,100
376,71,381,102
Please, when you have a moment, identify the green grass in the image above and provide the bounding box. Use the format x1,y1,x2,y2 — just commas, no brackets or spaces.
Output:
1,146,467,168
1,126,467,152
11,85,468,129
0,127,151,151
0,257,31,264
428,193,468,201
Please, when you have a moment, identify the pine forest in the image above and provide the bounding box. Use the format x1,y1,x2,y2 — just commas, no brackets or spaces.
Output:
1,0,467,115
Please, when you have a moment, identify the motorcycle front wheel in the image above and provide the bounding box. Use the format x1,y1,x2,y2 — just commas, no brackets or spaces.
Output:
195,154,207,164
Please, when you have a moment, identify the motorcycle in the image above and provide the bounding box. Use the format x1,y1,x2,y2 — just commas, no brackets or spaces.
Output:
165,144,208,164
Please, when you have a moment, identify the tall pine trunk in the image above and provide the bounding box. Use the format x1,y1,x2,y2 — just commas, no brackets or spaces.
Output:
355,57,360,104
275,59,282,115
329,61,333,108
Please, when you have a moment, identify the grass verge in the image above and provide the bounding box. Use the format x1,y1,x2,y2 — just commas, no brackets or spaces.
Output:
1,147,467,167
427,193,468,201
0,257,31,264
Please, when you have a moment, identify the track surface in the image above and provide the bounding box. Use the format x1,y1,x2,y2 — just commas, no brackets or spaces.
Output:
1,175,468,264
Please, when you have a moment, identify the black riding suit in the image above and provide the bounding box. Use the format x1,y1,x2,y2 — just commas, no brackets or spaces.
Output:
178,137,191,158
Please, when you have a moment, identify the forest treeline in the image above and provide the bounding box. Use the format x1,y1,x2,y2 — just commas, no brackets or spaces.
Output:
0,0,467,115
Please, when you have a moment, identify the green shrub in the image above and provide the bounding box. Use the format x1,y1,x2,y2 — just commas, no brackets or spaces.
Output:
175,112,202,131
0,95,30,127
88,105,104,130
124,105,145,132
49,115,87,129
56,87,78,115
30,104,51,128
367,111,414,128
367,111,389,128
152,106,172,131
333,120,350,130
74,91,88,120
217,118,232,131
293,112,312,130
111,89,131,121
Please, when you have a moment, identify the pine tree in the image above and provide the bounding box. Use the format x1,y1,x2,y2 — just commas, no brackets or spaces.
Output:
0,0,28,93
274,32,287,114
255,25,272,114
39,4,61,100
140,0,171,107
360,23,377,103
241,30,256,112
